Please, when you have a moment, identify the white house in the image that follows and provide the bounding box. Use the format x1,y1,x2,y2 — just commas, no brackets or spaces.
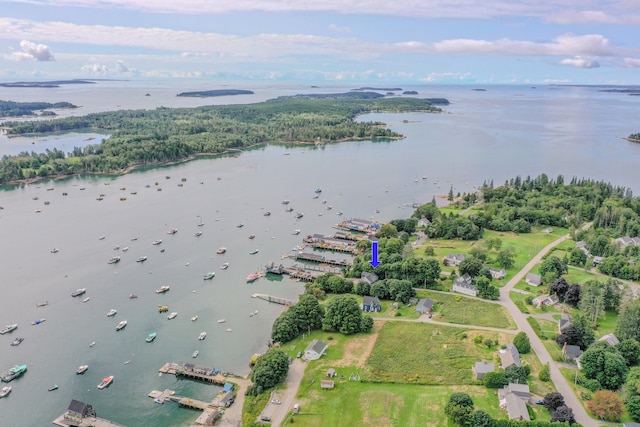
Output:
304,339,328,361
452,274,477,297
525,273,542,286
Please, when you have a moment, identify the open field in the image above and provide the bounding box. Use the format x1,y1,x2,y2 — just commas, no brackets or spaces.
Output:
423,290,516,329
364,321,514,384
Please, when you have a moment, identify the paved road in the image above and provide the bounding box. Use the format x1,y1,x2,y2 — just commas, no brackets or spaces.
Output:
218,377,251,427
270,359,305,427
498,225,599,427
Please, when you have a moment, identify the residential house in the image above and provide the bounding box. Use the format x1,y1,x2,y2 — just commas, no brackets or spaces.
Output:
320,380,335,389
563,342,583,362
615,236,640,249
472,361,495,380
486,267,506,280
498,383,531,421
558,314,572,333
362,296,382,312
360,271,379,286
443,253,467,266
525,273,542,286
598,333,620,346
576,241,590,256
327,368,337,377
499,343,522,369
453,274,478,297
593,256,604,266
63,400,96,426
417,218,431,228
623,423,640,427
416,298,434,314
304,339,328,361
532,294,559,308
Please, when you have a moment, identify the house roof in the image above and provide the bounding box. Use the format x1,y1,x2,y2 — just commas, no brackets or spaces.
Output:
474,361,494,374
598,333,620,346
416,298,434,312
361,271,379,284
623,423,640,427
499,343,522,368
505,393,531,421
67,399,93,416
327,368,336,375
505,383,530,395
559,313,572,330
445,253,467,262
526,273,541,285
306,339,328,355
486,266,506,275
564,344,583,358
363,296,381,307
219,391,234,405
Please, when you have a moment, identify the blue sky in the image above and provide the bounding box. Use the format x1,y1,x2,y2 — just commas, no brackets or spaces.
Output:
0,0,639,83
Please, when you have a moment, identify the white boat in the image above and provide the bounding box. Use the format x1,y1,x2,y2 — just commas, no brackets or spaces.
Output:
106,309,117,317
97,375,114,389
36,301,48,307
155,285,170,294
71,288,86,297
295,212,304,218
192,350,199,358
216,247,227,254
167,312,177,320
122,247,129,252
217,319,226,323
89,341,96,347
82,297,90,303
0,324,17,335
167,228,178,234
249,249,259,255
220,263,229,270
203,272,215,280
76,365,88,375
116,320,127,331
136,256,148,262
191,315,198,322
50,248,59,253
31,318,45,325
152,240,162,245
194,231,203,237
198,332,207,340
98,235,106,240
226,328,232,332
292,229,300,235
248,234,256,239
0,386,12,398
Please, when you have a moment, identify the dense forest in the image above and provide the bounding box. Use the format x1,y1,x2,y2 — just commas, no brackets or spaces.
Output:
176,89,254,97
0,94,442,184
629,133,640,141
0,100,77,117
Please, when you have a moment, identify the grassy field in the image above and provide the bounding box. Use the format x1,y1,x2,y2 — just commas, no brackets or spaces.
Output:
422,290,516,329
364,322,513,384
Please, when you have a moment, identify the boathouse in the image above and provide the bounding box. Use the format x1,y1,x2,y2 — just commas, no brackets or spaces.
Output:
63,400,96,426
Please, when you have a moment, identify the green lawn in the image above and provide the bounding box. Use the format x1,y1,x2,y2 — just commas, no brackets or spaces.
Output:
364,321,514,385
422,290,516,329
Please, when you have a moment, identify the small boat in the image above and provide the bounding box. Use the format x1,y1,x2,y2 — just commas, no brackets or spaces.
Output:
116,320,127,331
236,223,244,228
194,231,203,237
226,328,232,332
136,256,148,262
50,248,59,254
146,332,157,342
254,310,259,315
106,309,117,317
71,288,86,297
1,365,27,382
246,273,259,282
285,207,294,212
129,293,138,299
248,234,256,239
192,350,199,358
337,211,343,215
10,337,24,346
99,235,106,240
113,245,120,250
158,305,169,312
155,285,170,294
312,195,319,199
97,376,114,389
249,249,259,255
167,312,177,320
34,209,42,213
89,341,96,347
315,188,322,193
154,398,164,404
191,315,198,322
216,247,227,254
36,301,48,307
122,247,129,252
0,324,17,335
295,212,304,218
282,200,290,204
76,365,89,374
48,384,58,392
203,272,215,280
152,240,162,245
220,263,229,270
263,211,271,216
217,319,226,323
31,319,45,325
167,228,178,234
82,297,90,303
292,229,300,235
198,332,207,340
0,386,12,398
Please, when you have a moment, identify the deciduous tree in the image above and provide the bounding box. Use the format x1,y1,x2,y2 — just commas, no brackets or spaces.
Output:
513,331,531,354
586,390,623,421
322,295,365,335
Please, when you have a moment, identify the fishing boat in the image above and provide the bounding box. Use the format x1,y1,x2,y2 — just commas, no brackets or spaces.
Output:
115,320,127,331
36,301,48,307
122,247,129,252
82,297,90,303
10,337,24,346
194,231,203,237
106,309,117,317
146,332,157,343
236,223,244,228
246,273,259,282
192,350,199,358
249,249,259,255
158,305,168,313
203,272,215,280
0,324,17,335
129,293,138,299
216,247,227,254
107,256,121,264
50,248,59,253
0,386,11,398
155,285,170,294
152,239,162,245
89,341,96,347
295,212,304,218
167,228,178,234
31,319,45,325
48,384,58,392
71,288,86,297
97,376,114,389
167,312,177,320
98,235,106,240
1,365,27,382
198,332,207,340
76,365,88,374
285,207,294,212
220,263,229,270
136,256,147,262
263,211,271,216
282,200,290,204
217,319,226,323
292,229,300,235
248,234,256,239
191,315,198,322
315,188,322,193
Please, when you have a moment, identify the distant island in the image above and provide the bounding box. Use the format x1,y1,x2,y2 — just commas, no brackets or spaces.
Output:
0,79,97,88
598,88,640,95
352,87,403,91
176,89,254,97
627,133,640,143
402,91,418,95
472,88,487,91
0,100,77,118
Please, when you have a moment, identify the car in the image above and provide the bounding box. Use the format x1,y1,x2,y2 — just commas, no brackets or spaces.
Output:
261,416,271,422
226,398,235,407
271,399,281,405
296,351,302,358
535,399,544,405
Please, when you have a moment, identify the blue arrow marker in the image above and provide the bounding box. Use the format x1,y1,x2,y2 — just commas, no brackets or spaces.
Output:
369,241,380,268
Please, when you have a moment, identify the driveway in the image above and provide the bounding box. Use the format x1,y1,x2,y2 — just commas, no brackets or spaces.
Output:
256,358,306,427
218,377,251,427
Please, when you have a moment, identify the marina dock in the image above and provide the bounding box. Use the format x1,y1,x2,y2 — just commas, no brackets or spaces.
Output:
252,293,296,306
148,389,175,403
53,415,126,427
159,362,226,385
263,262,321,281
150,389,221,425
292,252,350,267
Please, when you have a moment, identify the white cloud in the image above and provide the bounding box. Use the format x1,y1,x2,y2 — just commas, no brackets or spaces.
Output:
115,59,129,72
7,39,55,61
543,78,571,83
81,59,134,75
546,10,640,24
559,56,600,68
622,58,640,68
328,24,350,33
420,71,472,82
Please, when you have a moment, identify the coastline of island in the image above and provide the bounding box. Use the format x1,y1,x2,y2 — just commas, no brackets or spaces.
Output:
176,89,255,97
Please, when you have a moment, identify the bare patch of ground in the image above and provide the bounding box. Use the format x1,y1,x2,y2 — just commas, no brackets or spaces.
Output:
334,320,385,368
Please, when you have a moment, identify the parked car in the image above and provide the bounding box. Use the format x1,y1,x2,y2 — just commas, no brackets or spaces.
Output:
296,351,302,358
261,416,271,422
535,400,544,405
271,399,281,405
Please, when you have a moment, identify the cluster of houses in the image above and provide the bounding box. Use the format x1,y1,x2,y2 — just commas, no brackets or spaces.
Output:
443,253,506,297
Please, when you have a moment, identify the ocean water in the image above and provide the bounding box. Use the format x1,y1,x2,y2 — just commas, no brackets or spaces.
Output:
0,82,639,426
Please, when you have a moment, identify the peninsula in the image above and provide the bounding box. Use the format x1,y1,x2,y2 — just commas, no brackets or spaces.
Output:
0,100,77,118
176,89,254,97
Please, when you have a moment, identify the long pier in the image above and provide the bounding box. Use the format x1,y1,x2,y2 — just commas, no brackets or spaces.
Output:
293,252,350,267
150,388,221,426
159,363,226,385
252,293,296,306
264,262,321,281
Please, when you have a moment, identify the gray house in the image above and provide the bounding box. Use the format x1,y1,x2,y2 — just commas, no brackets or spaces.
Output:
362,296,381,312
452,274,478,297
499,383,531,421
443,253,467,266
486,267,507,280
558,314,572,332
525,273,542,286
563,343,583,362
499,343,521,369
63,400,96,426
416,298,434,314
472,361,494,380
361,272,379,286
598,333,620,346
304,339,328,361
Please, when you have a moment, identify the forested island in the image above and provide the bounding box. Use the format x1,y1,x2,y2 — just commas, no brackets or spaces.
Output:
0,79,97,88
176,89,254,97
0,100,77,117
628,133,640,143
0,94,444,184
352,87,403,91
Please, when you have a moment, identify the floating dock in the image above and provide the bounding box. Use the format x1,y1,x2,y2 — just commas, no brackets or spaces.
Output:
252,293,296,306
150,389,221,425
148,389,175,403
159,363,226,385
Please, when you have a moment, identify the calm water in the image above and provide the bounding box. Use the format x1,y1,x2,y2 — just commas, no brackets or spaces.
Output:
0,82,639,426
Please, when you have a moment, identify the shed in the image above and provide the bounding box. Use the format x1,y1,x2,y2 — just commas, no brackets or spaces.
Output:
558,314,572,332
222,382,234,393
598,333,620,346
327,368,336,377
320,380,335,389
361,272,379,285
304,339,328,360
416,298,434,314
472,361,494,380
362,296,381,312
63,399,96,426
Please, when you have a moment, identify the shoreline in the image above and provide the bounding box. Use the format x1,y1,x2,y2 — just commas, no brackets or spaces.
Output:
625,137,640,143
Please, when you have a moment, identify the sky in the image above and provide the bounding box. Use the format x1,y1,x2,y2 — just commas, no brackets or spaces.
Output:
0,0,639,84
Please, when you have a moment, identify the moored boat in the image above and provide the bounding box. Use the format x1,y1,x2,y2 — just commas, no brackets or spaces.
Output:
76,365,88,374
0,386,11,398
36,301,48,307
203,272,215,280
31,319,45,325
48,384,58,392
217,319,226,323
249,249,259,255
167,312,177,320
155,285,170,294
97,375,114,389
152,239,162,245
50,248,59,253
167,228,178,234
130,293,138,299
115,320,127,331
10,337,24,346
292,229,301,235
1,365,27,382
106,309,117,317
198,332,207,340
82,297,90,303
89,341,96,347
216,247,227,254
158,305,168,312
220,263,229,270
192,350,199,358
246,273,259,282
191,315,198,321
263,211,271,216
315,188,322,193
236,223,244,228
0,324,17,335
71,288,86,297
146,332,157,342
136,256,148,262
248,234,256,239
107,256,121,264
295,212,304,218
194,231,203,237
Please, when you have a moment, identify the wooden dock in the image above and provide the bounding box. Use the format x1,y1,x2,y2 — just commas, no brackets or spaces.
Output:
252,293,296,306
159,363,226,385
148,389,175,403
152,390,221,425
293,252,350,267
53,415,126,427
